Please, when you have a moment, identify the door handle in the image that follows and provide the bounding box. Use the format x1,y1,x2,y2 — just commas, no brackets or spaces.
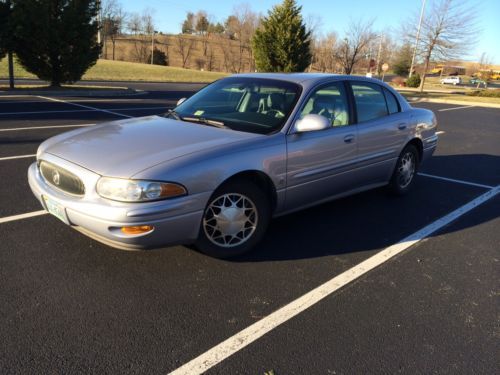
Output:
398,123,407,130
344,134,355,143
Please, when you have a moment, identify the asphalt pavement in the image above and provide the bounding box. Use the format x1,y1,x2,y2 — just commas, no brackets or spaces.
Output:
0,83,498,374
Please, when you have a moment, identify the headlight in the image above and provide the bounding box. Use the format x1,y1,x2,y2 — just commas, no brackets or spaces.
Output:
96,177,187,202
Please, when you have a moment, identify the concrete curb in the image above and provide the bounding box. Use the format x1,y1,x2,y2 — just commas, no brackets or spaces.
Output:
407,97,500,109
0,88,147,97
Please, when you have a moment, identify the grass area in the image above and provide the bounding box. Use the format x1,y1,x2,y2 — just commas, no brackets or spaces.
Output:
0,84,129,90
0,58,228,83
399,90,500,104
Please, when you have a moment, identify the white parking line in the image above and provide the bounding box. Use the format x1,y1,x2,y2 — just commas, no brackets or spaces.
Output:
0,98,150,104
169,185,500,375
0,123,96,132
38,95,133,118
438,105,475,112
0,94,33,98
0,106,167,116
418,172,494,189
0,154,36,161
436,131,445,135
0,210,47,224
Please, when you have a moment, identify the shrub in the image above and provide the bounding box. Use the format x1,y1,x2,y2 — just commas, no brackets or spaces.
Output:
466,89,500,98
391,76,406,87
147,48,168,66
406,74,421,88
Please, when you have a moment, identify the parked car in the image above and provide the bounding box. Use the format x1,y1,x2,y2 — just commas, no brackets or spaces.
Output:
469,77,486,85
28,74,438,258
440,76,462,85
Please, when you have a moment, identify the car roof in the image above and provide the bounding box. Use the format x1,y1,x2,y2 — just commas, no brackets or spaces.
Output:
230,72,391,86
222,73,412,112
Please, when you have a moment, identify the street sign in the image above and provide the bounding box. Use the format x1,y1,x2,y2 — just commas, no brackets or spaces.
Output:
382,63,389,72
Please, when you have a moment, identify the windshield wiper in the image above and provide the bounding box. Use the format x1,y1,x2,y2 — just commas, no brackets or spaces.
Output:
165,109,181,120
181,116,228,129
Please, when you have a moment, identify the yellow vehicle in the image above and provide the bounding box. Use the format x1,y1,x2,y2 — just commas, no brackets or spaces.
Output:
431,64,466,75
474,70,500,80
431,64,443,74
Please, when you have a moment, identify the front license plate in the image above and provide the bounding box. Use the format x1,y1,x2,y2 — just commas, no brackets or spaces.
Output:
43,196,68,224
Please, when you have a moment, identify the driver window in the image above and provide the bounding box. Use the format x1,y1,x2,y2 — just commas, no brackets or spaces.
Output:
301,83,349,126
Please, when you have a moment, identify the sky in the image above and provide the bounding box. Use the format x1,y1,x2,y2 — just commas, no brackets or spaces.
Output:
120,0,500,64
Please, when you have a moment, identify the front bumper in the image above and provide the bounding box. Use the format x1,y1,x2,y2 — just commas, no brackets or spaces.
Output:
27,157,209,250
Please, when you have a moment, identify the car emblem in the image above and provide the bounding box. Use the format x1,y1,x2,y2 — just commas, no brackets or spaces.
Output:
52,170,60,186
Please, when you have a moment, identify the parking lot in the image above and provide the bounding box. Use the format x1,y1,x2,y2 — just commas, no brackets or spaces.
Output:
0,84,498,374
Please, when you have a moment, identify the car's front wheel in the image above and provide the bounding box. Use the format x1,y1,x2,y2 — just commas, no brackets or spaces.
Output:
195,180,270,258
388,144,419,195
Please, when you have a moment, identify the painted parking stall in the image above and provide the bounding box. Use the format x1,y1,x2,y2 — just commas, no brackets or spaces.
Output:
0,86,498,373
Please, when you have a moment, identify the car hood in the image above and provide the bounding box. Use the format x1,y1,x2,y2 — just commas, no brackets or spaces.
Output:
44,116,262,177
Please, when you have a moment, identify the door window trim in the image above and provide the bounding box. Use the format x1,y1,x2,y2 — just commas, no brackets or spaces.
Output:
348,81,395,124
288,80,354,134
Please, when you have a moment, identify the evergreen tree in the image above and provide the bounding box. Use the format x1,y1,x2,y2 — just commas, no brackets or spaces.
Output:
195,13,209,35
392,43,413,77
0,0,12,60
12,0,100,86
182,12,195,34
252,0,311,72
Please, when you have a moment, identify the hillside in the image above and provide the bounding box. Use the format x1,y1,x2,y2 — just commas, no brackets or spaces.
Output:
0,58,228,82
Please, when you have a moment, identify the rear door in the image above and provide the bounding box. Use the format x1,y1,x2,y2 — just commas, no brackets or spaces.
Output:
285,82,359,209
349,82,409,184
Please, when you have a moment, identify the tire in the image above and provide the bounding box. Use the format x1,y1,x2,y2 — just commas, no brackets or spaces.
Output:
388,144,419,195
194,180,271,258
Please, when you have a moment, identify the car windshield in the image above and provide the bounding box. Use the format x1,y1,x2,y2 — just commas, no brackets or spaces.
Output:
171,77,301,135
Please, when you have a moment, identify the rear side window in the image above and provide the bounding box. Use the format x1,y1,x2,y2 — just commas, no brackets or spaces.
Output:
383,88,400,114
351,83,388,123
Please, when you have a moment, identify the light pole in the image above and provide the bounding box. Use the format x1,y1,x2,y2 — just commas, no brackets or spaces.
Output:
376,34,384,77
409,0,427,78
151,30,155,65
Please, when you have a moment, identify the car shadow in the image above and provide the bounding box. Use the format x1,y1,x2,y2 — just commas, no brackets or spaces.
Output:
231,154,499,263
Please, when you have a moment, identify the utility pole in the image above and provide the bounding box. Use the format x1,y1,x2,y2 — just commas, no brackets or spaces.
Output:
8,52,14,89
6,0,14,88
96,0,102,58
409,0,427,78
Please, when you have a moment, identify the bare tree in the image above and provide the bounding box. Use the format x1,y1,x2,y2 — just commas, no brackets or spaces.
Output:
336,19,375,74
175,35,195,68
474,52,492,88
205,45,216,71
409,0,478,91
312,32,337,72
141,8,155,35
101,0,126,60
127,12,142,34
225,4,259,72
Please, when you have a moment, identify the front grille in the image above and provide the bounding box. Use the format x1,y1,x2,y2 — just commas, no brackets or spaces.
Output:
39,161,85,196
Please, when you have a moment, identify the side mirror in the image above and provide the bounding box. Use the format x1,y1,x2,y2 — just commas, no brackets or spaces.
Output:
294,114,330,133
176,97,187,106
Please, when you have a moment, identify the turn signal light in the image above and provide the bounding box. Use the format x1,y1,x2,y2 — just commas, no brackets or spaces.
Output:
121,225,154,235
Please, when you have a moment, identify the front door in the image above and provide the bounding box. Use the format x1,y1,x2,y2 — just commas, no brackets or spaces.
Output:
285,82,359,210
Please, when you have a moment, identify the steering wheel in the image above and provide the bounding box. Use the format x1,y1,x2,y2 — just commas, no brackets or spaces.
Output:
266,109,285,118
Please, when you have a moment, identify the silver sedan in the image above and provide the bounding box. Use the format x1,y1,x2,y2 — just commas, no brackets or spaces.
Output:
28,74,438,258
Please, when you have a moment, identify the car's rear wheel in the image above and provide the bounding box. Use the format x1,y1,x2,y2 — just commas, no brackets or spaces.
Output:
388,144,419,195
195,180,270,258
